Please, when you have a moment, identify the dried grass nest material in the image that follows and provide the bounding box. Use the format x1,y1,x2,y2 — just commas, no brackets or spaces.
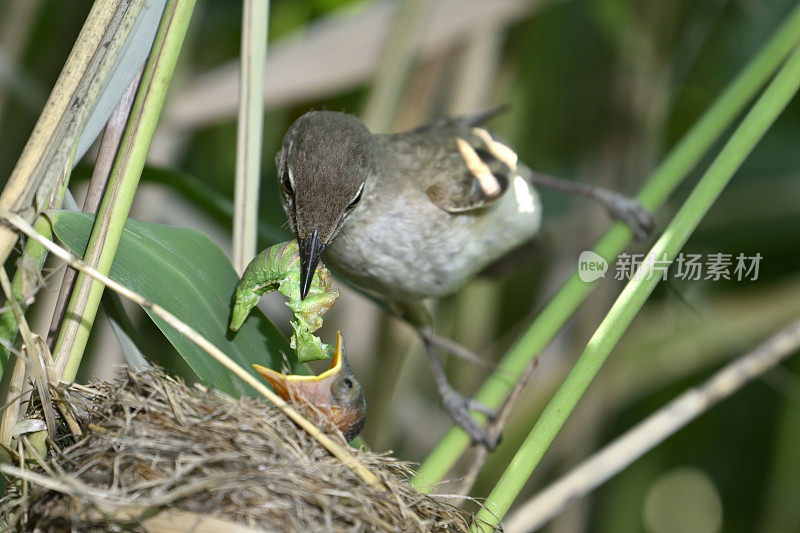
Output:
0,367,471,532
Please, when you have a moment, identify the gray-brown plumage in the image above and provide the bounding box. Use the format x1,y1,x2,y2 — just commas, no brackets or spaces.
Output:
279,111,544,302
277,110,652,446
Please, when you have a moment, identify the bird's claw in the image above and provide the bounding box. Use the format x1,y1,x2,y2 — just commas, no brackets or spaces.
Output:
600,192,654,241
440,387,500,449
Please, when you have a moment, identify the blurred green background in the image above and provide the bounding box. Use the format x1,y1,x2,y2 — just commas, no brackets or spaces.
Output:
1,0,799,531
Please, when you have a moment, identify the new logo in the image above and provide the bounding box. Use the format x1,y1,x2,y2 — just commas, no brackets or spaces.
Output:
578,251,608,282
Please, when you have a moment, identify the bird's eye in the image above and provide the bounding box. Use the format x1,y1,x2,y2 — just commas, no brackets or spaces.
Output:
282,172,293,195
348,186,364,209
332,374,361,404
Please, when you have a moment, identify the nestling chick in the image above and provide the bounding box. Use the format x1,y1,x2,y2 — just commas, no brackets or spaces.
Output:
254,332,366,441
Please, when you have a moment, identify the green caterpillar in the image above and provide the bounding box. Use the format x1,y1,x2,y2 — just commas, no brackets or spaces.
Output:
229,240,339,363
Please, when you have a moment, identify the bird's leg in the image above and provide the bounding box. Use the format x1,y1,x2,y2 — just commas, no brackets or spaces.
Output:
421,334,499,449
528,172,654,240
395,301,499,448
419,328,495,369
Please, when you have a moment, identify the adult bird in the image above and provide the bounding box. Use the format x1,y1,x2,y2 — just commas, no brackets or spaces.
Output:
277,110,652,447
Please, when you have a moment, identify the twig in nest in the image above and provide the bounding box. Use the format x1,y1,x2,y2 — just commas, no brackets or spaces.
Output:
0,266,56,438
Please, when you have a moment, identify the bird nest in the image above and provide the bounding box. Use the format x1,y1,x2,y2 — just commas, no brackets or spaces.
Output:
0,367,471,531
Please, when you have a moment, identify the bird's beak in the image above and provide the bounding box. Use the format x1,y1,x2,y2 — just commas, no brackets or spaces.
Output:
298,228,326,299
253,333,344,394
253,332,365,440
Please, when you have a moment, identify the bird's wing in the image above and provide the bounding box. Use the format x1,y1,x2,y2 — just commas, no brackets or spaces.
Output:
405,105,509,134
418,125,520,213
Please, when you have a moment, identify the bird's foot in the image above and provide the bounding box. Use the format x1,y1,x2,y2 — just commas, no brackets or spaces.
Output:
440,385,500,449
597,191,654,241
